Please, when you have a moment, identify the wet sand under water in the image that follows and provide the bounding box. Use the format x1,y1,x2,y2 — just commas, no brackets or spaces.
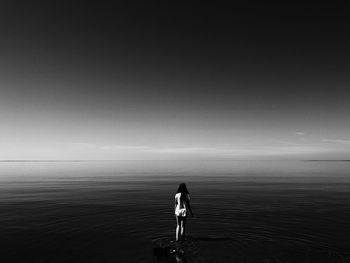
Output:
153,236,349,263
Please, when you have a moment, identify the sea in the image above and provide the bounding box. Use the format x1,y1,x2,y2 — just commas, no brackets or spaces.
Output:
0,160,349,262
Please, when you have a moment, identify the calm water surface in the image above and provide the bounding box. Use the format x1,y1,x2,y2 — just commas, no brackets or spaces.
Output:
0,161,349,262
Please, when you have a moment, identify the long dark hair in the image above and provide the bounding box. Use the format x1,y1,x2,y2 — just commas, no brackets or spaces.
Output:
177,183,189,196
177,183,189,205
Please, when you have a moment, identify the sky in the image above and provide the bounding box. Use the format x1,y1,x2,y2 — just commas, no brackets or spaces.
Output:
0,1,349,160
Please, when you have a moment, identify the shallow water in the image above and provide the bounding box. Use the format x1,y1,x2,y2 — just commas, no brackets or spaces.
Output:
0,161,349,262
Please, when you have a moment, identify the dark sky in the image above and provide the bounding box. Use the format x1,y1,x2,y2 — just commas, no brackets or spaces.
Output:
1,1,349,160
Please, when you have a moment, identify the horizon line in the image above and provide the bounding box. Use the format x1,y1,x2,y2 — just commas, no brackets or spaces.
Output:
1,159,350,162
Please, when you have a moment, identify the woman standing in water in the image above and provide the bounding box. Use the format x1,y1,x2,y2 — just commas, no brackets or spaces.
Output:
175,183,193,242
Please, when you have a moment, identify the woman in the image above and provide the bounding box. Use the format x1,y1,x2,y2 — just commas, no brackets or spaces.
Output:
174,183,193,241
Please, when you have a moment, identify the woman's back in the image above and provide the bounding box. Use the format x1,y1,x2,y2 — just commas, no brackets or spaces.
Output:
175,193,190,217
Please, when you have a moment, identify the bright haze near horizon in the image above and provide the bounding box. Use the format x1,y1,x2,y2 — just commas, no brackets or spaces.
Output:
0,1,349,160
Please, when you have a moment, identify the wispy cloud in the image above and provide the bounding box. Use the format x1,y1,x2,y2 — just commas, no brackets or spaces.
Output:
296,132,305,136
99,145,152,151
272,140,305,146
98,144,330,157
71,142,96,148
322,139,350,144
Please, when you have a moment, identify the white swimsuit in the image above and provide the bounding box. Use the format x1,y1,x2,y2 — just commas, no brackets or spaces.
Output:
174,193,190,217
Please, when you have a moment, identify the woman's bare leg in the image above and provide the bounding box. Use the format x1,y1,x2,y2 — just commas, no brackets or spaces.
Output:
176,216,181,241
180,217,187,239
